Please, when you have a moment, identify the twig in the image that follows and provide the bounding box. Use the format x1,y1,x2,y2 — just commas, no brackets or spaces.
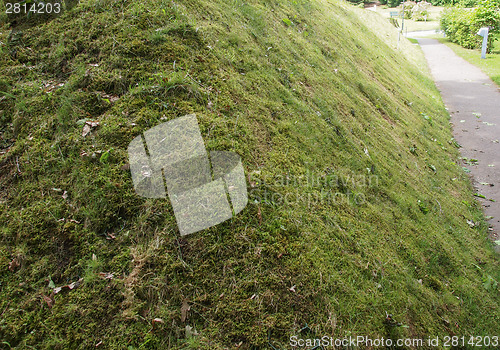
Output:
15,156,21,174
435,199,442,214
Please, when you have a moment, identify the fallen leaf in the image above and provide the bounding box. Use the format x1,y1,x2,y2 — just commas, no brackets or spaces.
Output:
67,279,82,290
181,299,190,323
185,325,198,339
98,272,114,280
152,318,164,325
257,205,262,225
82,124,91,137
105,233,116,240
42,294,54,308
8,258,20,271
82,121,99,137
53,278,83,294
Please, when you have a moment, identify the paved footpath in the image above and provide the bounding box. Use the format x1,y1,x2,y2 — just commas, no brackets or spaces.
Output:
416,38,500,252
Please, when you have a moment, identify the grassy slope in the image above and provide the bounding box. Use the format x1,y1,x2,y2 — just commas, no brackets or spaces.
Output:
0,0,499,349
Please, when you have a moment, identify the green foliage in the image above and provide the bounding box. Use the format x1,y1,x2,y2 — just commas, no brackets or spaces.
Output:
429,0,459,5
388,0,403,8
412,1,432,20
399,1,431,20
441,0,500,52
459,0,480,6
402,1,416,18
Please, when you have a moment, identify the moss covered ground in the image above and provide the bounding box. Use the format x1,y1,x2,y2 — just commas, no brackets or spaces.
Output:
0,0,499,349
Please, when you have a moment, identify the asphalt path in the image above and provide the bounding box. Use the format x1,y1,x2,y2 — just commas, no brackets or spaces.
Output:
415,37,500,253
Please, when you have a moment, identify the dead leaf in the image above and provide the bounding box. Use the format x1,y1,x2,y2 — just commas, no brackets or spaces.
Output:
106,233,116,240
467,220,476,228
185,325,198,339
67,279,82,290
53,278,83,294
152,318,164,325
181,299,190,323
257,205,262,225
82,124,91,137
42,294,54,308
98,272,114,280
8,257,20,271
82,121,100,137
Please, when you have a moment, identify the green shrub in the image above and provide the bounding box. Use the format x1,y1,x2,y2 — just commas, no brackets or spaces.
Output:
401,1,416,19
459,0,479,7
346,0,364,5
412,1,432,21
388,0,403,8
441,0,500,52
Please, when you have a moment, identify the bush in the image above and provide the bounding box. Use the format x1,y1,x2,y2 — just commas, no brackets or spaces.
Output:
459,0,479,6
388,0,403,8
413,1,432,21
398,1,431,20
401,1,416,19
441,0,500,52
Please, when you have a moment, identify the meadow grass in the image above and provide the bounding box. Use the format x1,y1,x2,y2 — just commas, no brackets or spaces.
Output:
375,5,444,32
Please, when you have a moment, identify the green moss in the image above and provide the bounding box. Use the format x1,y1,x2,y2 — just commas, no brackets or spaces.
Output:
0,0,499,349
